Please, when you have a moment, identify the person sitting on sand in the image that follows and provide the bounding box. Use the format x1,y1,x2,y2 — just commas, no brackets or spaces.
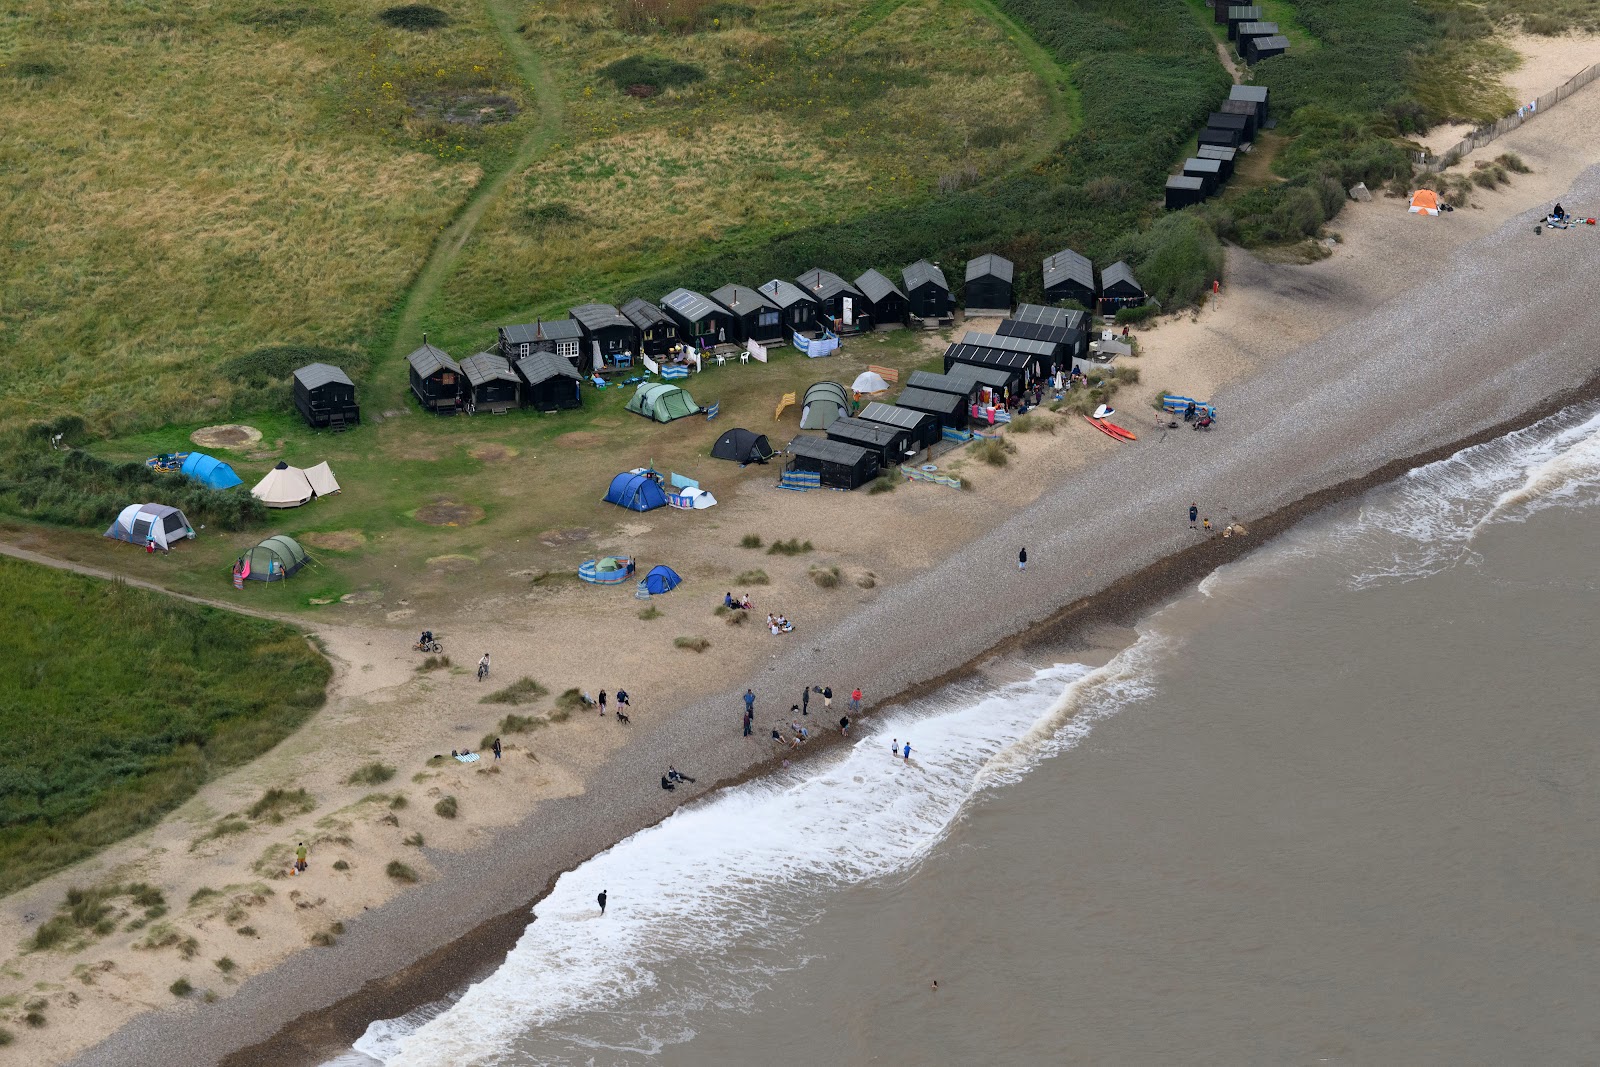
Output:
777,615,793,632
771,727,784,743
741,594,754,611
791,722,809,742
668,766,696,784
661,775,675,792
725,592,736,609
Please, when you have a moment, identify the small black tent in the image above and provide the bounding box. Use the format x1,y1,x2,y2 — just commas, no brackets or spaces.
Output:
711,427,774,465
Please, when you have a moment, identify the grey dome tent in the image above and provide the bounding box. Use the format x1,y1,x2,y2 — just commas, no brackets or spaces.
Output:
626,382,700,423
235,535,311,582
104,503,194,550
800,381,850,430
711,427,774,465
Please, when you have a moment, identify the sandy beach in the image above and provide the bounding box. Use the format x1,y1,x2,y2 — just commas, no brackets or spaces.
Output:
5,37,1599,1067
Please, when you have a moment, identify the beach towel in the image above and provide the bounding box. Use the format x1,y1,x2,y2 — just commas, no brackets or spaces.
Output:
455,753,480,763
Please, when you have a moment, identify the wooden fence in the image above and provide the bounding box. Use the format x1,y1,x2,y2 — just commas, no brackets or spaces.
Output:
1419,63,1600,172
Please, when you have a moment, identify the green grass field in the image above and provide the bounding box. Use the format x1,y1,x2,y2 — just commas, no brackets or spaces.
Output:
0,556,330,895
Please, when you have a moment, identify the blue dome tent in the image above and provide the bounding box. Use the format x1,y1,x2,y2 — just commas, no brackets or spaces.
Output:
180,451,242,490
603,471,667,512
642,565,682,595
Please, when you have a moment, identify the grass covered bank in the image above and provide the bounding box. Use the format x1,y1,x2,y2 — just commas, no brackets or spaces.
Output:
0,557,331,895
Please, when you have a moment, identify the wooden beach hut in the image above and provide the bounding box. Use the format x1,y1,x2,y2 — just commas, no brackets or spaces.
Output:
858,400,940,451
1099,261,1147,314
894,385,969,431
1244,34,1289,63
497,323,540,361
1197,144,1238,181
406,342,461,414
569,303,638,373
854,269,909,328
964,254,1014,314
1001,304,1087,363
515,350,583,411
902,260,954,322
1217,98,1260,140
759,278,822,335
1207,111,1253,145
1198,126,1243,150
1229,84,1269,125
795,269,868,332
1182,158,1225,192
1042,249,1096,310
948,362,1021,403
1225,5,1262,39
786,436,880,490
292,363,359,430
459,351,521,414
947,332,1056,381
1168,173,1210,207
621,297,680,356
661,288,732,349
710,284,784,344
537,319,585,368
907,369,983,408
826,416,916,468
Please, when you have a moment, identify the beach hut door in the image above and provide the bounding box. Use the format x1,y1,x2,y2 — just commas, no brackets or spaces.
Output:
842,297,854,326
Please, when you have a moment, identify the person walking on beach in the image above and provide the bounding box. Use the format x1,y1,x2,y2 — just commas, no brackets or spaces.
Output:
1203,517,1212,535
743,708,752,737
1018,547,1027,572
743,688,756,719
616,689,630,709
598,890,607,916
822,686,833,711
892,738,898,757
801,687,810,716
598,689,608,717
903,741,912,762
295,841,308,873
478,652,491,681
850,687,862,713
839,715,850,736
1189,504,1198,529
492,737,502,761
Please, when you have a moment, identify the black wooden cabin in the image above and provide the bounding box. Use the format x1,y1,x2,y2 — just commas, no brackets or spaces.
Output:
902,260,954,321
1002,304,1087,363
1183,157,1225,191
964,254,1015,312
826,416,916,468
787,436,880,490
894,386,969,431
460,351,521,413
858,400,940,450
1244,34,1288,63
569,303,638,371
1099,261,1147,314
407,342,462,414
292,363,359,430
620,298,680,356
661,288,732,348
758,279,821,335
1229,84,1269,124
1042,249,1096,309
516,350,583,411
1197,144,1238,180
854,269,909,328
795,269,868,332
710,284,784,344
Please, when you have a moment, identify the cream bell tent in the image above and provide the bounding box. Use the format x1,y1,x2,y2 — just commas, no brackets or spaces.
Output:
1409,189,1440,216
252,462,315,508
104,503,194,550
304,461,341,497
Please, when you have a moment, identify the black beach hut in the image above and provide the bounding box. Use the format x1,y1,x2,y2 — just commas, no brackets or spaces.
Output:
795,269,868,332
787,436,880,490
460,351,521,414
1099,262,1146,314
1218,98,1260,140
1181,158,1224,192
407,342,462,414
948,362,1021,402
1002,304,1087,363
1042,249,1096,310
710,284,784,345
538,319,586,368
759,279,822,335
906,369,983,408
1197,144,1238,180
964,254,1015,313
1244,34,1289,63
858,400,940,450
894,386,969,431
854,269,909,328
826,416,915,468
569,303,638,373
661,288,732,348
1198,126,1243,150
1207,111,1253,145
1229,84,1269,125
515,350,582,411
1167,174,1210,208
902,260,954,322
1225,5,1262,39
497,323,539,361
292,363,359,430
620,297,679,356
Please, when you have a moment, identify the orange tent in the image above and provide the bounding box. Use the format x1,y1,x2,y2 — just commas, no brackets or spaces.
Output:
1409,189,1440,216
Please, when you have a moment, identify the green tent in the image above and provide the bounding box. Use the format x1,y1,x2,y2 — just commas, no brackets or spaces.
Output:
626,382,701,423
235,534,311,582
800,380,850,430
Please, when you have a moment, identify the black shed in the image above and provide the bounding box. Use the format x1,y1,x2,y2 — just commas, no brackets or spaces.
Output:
948,362,1021,401
902,260,954,321
1198,126,1243,150
497,323,540,362
759,278,821,335
1218,98,1260,140
292,363,359,430
1099,261,1146,313
1182,158,1224,192
407,342,462,414
1197,144,1238,180
964,254,1015,313
1236,21,1277,46
894,386,969,431
1207,111,1253,144
1167,175,1211,210
1225,5,1262,38
907,369,983,407
1042,248,1096,309
710,284,785,344
854,269,910,328
787,436,880,490
1244,34,1289,63
661,288,732,348
1003,304,1088,363
516,350,583,411
460,351,522,413
858,400,940,450
826,416,916,468
948,331,1056,380
795,269,868,332
620,297,680,356
537,319,586,368
1229,84,1269,125
569,303,638,372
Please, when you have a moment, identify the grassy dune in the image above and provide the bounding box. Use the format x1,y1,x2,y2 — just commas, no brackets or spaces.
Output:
0,556,330,894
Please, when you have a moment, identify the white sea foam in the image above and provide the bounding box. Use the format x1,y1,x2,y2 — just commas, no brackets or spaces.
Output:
349,646,1160,1066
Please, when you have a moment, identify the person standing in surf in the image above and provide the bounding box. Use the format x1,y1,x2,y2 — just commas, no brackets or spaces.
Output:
903,741,912,762
1189,503,1199,529
597,890,607,916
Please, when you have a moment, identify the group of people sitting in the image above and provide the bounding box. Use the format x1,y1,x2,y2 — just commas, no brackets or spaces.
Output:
659,766,696,790
724,592,754,611
766,613,794,635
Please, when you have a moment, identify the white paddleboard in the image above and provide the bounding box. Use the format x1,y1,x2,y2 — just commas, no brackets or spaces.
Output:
1093,404,1115,419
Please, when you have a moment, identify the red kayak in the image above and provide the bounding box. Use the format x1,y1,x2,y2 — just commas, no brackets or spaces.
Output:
1084,416,1137,442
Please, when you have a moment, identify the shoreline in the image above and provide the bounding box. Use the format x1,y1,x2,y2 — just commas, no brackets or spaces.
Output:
220,362,1600,1067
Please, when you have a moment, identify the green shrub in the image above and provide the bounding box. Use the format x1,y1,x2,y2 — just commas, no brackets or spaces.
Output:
331,859,350,870
309,930,336,946
236,926,257,937
738,533,763,548
215,956,237,974
479,677,548,705
1114,305,1157,326
766,538,812,556
1496,152,1530,174
386,860,419,882
389,793,407,809
403,832,424,847
734,569,769,584
598,55,705,94
417,655,451,672
867,475,898,493
674,636,711,653
346,762,396,786
638,605,662,620
972,438,1016,467
0,1027,14,1045
433,796,457,819
377,4,448,30
1007,415,1053,435
497,713,544,733
556,688,587,711
5,55,65,80
247,787,314,823
724,608,749,626
0,446,267,531
170,978,193,997
809,565,842,589
188,887,221,907
1110,213,1223,309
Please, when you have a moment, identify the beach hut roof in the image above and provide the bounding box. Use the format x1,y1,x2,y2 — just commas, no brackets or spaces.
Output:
620,297,674,330
947,363,1016,389
516,350,582,385
857,401,931,431
759,278,816,309
1230,85,1269,102
961,331,1056,359
460,351,519,387
795,268,862,301
292,363,353,390
406,343,459,377
947,342,1032,372
895,386,966,414
997,318,1070,346
902,259,949,292
498,323,540,345
1197,144,1238,162
1042,249,1094,291
1100,260,1143,293
569,303,632,332
1251,34,1290,51
709,284,778,313
537,318,584,341
1013,303,1083,329
1182,158,1223,176
854,268,906,304
787,436,874,466
906,370,972,394
965,253,1014,283
661,287,726,322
